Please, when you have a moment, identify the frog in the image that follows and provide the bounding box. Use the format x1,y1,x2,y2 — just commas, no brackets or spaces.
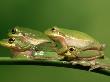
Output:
45,26,105,60
8,26,58,52
0,37,63,60
7,26,109,71
0,37,33,58
8,26,55,46
0,37,110,71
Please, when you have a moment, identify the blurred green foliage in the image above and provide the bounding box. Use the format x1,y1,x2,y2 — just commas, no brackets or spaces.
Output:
0,0,110,81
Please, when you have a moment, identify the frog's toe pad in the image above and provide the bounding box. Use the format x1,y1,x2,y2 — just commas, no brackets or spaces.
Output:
89,65,100,71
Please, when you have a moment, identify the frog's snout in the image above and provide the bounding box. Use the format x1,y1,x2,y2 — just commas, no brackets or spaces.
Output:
0,39,14,48
0,39,8,47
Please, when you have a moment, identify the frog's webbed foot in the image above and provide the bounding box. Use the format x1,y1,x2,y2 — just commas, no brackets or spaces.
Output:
93,64,110,71
88,60,110,71
71,60,93,66
70,59,101,71
84,60,101,71
89,65,101,71
89,64,110,71
57,47,68,55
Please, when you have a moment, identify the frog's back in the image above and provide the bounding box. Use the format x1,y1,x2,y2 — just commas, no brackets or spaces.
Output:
60,28,97,42
17,26,51,41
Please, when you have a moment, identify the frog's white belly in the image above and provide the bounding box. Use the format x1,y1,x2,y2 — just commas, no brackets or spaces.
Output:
65,37,93,48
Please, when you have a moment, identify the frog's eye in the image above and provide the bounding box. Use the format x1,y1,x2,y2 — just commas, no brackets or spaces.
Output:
8,38,15,44
69,46,77,51
52,28,55,30
51,27,56,31
69,47,75,51
11,28,17,34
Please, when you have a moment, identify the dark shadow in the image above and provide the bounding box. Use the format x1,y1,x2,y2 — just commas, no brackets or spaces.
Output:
0,60,110,76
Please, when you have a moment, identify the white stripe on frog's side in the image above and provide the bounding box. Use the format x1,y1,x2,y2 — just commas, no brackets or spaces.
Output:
34,51,44,56
27,38,49,45
65,37,93,48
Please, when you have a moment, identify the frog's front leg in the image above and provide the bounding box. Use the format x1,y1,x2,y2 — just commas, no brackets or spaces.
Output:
57,46,68,55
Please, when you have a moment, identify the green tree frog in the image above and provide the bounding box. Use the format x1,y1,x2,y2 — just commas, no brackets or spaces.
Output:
0,37,63,60
45,26,105,60
8,26,55,46
0,37,110,71
0,37,33,58
8,26,58,52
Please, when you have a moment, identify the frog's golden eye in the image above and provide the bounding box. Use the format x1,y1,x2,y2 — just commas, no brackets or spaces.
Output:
11,28,17,34
8,38,15,44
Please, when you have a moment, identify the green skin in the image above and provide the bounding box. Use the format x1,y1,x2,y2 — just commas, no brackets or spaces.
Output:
0,37,33,58
6,26,110,71
44,26,110,70
0,37,63,60
45,26,105,60
8,26,56,46
8,26,59,52
0,34,110,71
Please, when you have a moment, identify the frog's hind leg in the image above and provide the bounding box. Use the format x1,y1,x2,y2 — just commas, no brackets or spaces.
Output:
94,51,104,59
83,43,106,51
81,43,106,59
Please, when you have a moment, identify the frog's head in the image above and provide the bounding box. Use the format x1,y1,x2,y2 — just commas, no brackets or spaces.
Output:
45,26,65,41
8,26,46,39
0,37,27,51
8,26,26,37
